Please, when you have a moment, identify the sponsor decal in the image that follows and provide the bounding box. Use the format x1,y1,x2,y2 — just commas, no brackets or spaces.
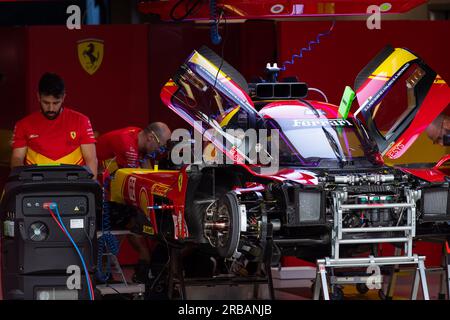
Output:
292,119,353,128
139,187,149,217
142,225,154,235
386,142,405,159
127,176,137,202
151,183,170,197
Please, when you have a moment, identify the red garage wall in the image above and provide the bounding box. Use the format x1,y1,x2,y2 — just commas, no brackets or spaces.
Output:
26,24,150,135
25,21,277,135
0,27,27,130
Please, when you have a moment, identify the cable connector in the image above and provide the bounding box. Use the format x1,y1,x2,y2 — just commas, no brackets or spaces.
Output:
147,205,175,210
43,202,57,210
266,63,281,73
265,63,281,82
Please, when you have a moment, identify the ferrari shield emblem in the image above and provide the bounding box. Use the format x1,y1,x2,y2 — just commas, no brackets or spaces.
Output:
70,131,77,140
77,39,104,75
178,174,183,192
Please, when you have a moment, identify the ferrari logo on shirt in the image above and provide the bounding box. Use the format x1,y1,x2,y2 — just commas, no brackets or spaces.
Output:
77,39,104,75
70,131,77,140
178,174,183,192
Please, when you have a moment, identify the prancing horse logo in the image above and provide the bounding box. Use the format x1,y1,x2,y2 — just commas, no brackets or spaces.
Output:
77,39,104,75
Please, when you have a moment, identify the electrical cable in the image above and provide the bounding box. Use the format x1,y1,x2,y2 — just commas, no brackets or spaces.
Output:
280,20,336,71
169,0,203,21
212,10,226,89
83,227,95,268
105,282,131,300
96,176,120,283
47,203,95,300
308,87,329,103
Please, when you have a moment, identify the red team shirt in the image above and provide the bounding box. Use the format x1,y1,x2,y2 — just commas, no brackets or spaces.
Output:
12,107,96,165
96,127,142,169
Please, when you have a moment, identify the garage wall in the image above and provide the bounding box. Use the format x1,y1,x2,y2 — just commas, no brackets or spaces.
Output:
0,27,27,185
26,24,150,135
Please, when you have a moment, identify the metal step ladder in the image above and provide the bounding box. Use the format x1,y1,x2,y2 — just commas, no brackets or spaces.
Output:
313,189,430,300
95,230,145,298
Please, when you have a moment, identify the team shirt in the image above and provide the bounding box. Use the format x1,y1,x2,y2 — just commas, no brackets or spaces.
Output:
11,107,96,165
96,127,142,170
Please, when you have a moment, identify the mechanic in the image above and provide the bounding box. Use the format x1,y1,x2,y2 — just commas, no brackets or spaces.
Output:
96,122,171,283
425,113,450,146
10,72,97,178
96,122,171,172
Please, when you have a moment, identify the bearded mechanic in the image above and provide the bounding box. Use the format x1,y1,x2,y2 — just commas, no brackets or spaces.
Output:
10,72,98,177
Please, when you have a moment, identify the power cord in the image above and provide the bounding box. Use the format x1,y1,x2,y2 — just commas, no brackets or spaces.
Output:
169,0,203,21
45,202,95,300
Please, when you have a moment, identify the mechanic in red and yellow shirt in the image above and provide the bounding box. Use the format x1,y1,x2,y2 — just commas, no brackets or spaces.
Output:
96,122,171,283
96,123,171,172
10,72,98,178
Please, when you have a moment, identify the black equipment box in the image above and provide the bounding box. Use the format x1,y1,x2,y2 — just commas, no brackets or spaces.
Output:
1,165,101,300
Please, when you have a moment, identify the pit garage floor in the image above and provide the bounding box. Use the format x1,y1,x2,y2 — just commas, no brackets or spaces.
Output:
113,265,447,300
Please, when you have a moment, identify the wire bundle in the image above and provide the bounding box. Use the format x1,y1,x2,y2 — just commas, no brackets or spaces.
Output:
96,177,120,283
46,203,95,300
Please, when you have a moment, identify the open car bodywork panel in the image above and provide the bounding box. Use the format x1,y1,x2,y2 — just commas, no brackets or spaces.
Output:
355,46,450,160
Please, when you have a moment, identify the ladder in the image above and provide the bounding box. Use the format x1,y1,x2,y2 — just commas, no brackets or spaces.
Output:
313,189,430,300
95,230,146,298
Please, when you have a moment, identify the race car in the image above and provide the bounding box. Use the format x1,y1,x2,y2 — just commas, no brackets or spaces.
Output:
109,45,450,265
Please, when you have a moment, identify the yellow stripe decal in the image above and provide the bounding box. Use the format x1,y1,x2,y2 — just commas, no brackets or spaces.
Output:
371,48,417,78
26,147,83,165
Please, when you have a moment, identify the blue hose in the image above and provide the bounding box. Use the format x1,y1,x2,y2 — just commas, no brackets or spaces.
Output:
96,177,120,282
280,20,335,71
50,203,94,300
210,0,222,45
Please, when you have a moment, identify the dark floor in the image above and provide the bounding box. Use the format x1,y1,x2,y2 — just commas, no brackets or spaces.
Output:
114,265,447,300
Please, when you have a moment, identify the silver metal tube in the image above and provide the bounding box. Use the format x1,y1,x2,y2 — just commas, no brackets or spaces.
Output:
419,259,430,300
342,226,412,233
339,237,408,244
341,203,413,210
317,255,424,267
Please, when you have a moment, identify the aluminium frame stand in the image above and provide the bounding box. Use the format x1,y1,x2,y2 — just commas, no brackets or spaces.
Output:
313,189,430,300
